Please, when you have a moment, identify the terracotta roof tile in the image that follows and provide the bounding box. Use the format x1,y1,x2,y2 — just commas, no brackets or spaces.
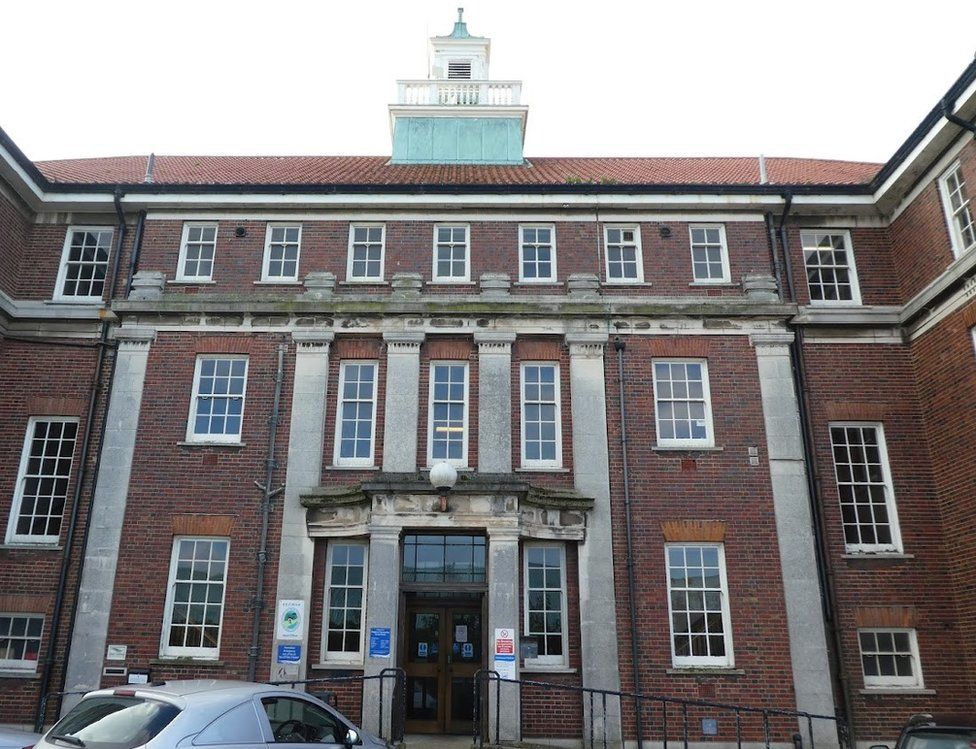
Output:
32,154,882,187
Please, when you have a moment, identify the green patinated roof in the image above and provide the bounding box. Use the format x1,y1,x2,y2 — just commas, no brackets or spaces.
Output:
434,8,486,41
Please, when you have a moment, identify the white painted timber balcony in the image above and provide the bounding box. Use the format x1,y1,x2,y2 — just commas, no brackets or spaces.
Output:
396,80,522,107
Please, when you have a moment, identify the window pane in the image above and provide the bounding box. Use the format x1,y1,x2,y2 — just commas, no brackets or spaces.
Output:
325,543,368,655
666,545,728,663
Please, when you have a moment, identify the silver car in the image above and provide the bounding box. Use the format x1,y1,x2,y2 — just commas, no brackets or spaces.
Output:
0,726,42,749
35,680,387,749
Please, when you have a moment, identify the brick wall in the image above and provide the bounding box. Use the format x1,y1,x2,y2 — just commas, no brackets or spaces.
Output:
0,188,29,297
604,334,799,742
136,218,773,295
889,138,976,301
99,332,293,684
803,341,974,739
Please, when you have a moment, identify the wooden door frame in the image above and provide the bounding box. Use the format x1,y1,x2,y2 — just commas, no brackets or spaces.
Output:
401,595,486,734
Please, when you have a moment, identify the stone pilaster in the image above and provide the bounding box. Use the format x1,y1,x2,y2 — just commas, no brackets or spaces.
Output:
487,527,521,742
751,332,837,745
270,331,333,681
474,331,516,473
565,332,623,747
62,327,155,712
382,332,424,472
361,526,401,736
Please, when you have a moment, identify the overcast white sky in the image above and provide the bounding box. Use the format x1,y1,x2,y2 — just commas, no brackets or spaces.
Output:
3,0,976,164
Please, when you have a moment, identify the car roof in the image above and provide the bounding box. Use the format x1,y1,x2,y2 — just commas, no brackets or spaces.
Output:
86,679,290,703
907,714,976,730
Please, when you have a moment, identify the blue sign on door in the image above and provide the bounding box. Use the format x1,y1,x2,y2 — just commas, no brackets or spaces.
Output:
369,627,391,658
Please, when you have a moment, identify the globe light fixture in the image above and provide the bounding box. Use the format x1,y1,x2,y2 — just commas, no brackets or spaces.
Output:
429,461,458,511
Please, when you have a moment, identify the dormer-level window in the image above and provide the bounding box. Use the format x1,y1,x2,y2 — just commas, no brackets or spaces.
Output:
55,227,114,302
939,163,976,257
801,230,861,305
448,60,472,79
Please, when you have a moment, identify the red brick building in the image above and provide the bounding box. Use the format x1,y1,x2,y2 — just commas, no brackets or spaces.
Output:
2,15,976,748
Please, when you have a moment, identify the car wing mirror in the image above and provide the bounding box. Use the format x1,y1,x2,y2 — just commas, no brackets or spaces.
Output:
344,728,360,747
869,744,890,749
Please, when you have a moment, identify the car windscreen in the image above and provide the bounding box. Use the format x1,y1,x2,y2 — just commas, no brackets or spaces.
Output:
904,730,976,749
47,696,180,749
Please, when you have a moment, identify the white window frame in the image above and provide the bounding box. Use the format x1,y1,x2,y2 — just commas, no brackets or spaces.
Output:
186,355,249,444
159,536,230,660
603,224,644,284
518,224,558,283
520,362,562,469
829,422,903,554
939,162,976,258
800,229,862,306
0,613,44,672
261,223,302,282
53,226,114,302
522,542,569,668
5,416,79,545
427,361,470,467
432,224,471,283
346,223,386,282
859,628,924,689
664,543,735,668
333,361,379,467
322,541,369,664
176,222,219,282
652,359,715,448
688,224,731,283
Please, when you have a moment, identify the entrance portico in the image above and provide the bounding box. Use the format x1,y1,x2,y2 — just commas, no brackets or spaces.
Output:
302,476,592,737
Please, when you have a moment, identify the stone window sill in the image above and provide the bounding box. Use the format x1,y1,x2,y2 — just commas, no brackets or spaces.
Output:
150,658,225,667
429,280,476,286
601,281,652,287
169,279,216,285
311,661,365,671
843,553,915,561
339,280,389,287
666,667,745,676
45,298,105,306
513,281,560,287
0,543,62,551
0,669,40,679
652,445,724,452
254,280,302,286
688,281,739,288
177,441,247,449
521,665,577,674
859,687,935,696
515,467,571,473
326,465,381,471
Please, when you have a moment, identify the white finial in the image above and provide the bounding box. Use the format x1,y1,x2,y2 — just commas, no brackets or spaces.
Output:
458,7,464,22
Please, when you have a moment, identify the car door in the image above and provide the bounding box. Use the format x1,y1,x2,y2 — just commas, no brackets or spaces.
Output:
258,695,351,748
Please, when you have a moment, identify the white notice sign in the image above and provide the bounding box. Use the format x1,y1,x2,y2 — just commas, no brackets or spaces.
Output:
493,627,517,680
276,599,305,640
455,625,468,643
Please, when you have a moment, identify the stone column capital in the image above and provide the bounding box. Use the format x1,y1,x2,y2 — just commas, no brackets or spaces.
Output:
292,330,334,352
112,326,156,347
383,330,425,353
565,332,609,358
750,332,795,350
474,330,517,354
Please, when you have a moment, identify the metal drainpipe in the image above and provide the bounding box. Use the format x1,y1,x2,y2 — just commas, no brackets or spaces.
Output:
36,190,129,730
247,343,286,682
613,337,644,749
765,212,785,300
942,96,976,135
124,210,147,295
775,196,857,745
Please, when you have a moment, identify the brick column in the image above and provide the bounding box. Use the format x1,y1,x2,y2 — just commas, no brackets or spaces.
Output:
62,327,154,713
751,332,837,746
270,331,333,681
474,331,516,473
566,332,623,747
382,331,424,472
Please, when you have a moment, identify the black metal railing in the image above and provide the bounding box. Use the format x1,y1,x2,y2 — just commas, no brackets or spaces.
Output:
36,689,91,731
271,667,406,744
473,670,849,749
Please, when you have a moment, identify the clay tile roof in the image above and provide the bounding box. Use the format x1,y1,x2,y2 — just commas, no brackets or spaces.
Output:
32,154,882,187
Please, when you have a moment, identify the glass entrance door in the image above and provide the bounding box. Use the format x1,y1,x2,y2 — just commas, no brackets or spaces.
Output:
404,605,483,734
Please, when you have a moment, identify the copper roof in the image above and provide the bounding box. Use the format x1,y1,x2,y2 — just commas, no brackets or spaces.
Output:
32,154,882,187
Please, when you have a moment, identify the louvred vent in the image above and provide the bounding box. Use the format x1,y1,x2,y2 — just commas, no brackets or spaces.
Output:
448,60,472,79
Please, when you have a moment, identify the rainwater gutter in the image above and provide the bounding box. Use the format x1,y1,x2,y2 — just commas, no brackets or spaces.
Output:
247,343,286,682
941,96,976,136
776,193,856,745
35,189,128,730
613,336,644,749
